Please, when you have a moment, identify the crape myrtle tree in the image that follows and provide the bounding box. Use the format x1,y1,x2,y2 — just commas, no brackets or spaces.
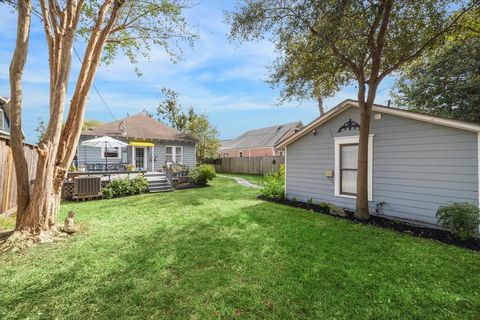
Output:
6,0,196,245
226,0,478,220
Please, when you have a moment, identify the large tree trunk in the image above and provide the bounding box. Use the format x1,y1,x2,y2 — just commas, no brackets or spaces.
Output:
9,0,32,229
6,0,124,242
355,80,378,220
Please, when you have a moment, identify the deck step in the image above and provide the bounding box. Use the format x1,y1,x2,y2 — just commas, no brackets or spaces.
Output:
148,180,169,186
146,172,172,192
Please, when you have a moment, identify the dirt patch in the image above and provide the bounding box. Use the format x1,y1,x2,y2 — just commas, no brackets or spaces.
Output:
258,195,480,252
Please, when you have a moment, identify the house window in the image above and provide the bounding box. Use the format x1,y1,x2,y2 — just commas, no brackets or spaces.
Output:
101,146,121,159
239,151,243,158
334,135,373,201
340,144,358,196
223,153,229,157
0,109,4,130
166,146,183,163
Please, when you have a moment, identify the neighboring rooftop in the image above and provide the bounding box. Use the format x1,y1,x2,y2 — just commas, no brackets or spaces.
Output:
81,113,197,142
220,121,303,150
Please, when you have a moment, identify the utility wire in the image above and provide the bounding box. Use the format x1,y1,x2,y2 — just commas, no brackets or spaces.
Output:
9,2,118,122
72,47,117,121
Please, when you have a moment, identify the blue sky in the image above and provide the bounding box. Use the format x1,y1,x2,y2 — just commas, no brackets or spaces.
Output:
0,1,395,144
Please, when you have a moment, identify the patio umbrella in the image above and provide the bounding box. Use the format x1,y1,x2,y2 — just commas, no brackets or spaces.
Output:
81,136,128,170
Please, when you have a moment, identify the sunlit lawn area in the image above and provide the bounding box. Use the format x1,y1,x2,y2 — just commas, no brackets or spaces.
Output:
0,177,479,319
217,172,266,185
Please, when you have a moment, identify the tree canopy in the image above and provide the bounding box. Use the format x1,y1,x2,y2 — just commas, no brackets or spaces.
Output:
394,8,480,123
226,0,477,219
156,88,220,161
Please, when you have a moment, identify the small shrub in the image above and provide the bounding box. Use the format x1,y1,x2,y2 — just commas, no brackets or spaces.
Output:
261,164,285,199
189,164,216,185
103,175,148,199
436,202,480,240
306,198,313,206
318,201,331,211
126,164,135,171
68,165,77,172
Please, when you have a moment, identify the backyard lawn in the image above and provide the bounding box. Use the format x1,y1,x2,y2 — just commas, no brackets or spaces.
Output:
0,177,479,319
217,172,266,185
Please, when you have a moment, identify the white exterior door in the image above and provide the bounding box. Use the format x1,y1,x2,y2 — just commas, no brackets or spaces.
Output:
135,147,146,170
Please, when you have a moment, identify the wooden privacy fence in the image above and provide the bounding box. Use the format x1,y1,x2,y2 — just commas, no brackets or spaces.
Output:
213,156,284,175
0,139,38,216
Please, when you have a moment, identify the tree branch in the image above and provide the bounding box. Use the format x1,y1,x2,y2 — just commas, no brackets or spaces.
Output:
378,0,479,81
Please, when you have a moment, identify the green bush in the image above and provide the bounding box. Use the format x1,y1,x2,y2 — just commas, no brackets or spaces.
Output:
436,202,480,240
261,164,285,199
103,175,148,199
189,164,216,185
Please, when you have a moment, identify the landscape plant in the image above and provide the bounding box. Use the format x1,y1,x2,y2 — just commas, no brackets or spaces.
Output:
437,202,480,240
260,164,285,199
102,176,149,199
188,165,216,186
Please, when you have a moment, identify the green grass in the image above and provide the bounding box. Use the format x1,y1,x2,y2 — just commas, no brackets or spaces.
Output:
0,177,479,319
217,172,266,185
0,214,15,232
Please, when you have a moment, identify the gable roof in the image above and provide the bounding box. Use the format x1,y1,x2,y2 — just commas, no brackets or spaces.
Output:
220,121,302,150
81,113,197,142
276,99,480,149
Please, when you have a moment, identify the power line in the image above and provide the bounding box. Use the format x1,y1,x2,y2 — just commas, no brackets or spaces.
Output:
72,47,117,121
9,2,118,122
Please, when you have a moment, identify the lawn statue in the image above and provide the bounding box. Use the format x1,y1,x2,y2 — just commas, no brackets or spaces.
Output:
64,211,78,234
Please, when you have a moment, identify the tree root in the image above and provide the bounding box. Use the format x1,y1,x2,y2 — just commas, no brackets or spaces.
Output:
0,228,67,254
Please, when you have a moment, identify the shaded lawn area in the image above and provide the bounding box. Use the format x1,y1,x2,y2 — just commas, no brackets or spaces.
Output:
0,178,479,319
218,172,266,185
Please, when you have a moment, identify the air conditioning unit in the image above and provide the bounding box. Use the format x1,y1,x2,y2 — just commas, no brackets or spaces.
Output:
73,176,102,199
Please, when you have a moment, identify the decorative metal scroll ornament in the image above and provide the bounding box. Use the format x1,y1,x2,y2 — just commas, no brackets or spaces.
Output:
337,118,360,133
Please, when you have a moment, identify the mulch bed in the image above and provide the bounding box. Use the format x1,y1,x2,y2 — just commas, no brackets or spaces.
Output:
258,195,480,252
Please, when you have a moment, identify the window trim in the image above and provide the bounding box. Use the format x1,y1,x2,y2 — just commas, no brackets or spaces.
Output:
100,146,122,159
166,145,183,163
334,135,373,201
